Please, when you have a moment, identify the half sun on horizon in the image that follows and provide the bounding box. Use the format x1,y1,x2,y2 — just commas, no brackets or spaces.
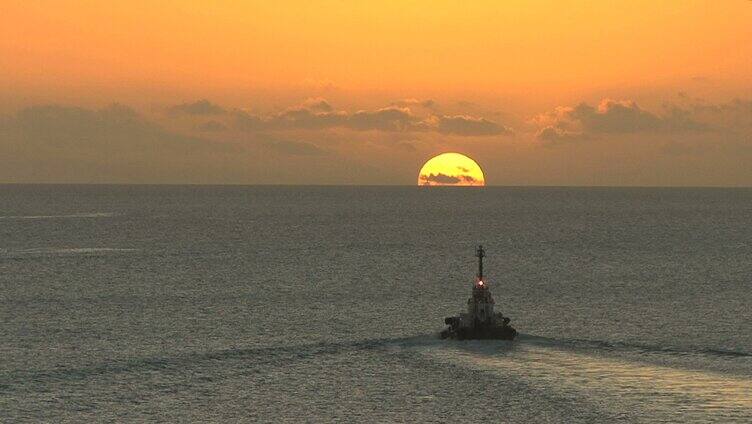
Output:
418,153,485,186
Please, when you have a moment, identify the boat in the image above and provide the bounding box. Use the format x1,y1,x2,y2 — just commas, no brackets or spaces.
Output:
440,245,517,340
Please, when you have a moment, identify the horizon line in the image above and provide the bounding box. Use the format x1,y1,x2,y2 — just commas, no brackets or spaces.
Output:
1,182,752,189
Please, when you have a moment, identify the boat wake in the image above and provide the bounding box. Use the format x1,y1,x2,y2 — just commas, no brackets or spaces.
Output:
4,332,750,421
5,332,747,392
0,335,434,394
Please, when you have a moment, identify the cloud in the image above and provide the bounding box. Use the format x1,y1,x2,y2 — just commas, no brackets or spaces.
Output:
233,110,266,130
234,102,510,137
535,126,586,145
421,173,461,184
238,104,417,132
348,107,416,131
264,140,326,156
418,172,479,185
168,99,226,116
533,98,708,138
435,115,512,136
569,100,662,133
300,97,333,112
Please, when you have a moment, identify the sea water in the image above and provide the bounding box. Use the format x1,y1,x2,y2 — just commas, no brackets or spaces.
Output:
1,185,750,422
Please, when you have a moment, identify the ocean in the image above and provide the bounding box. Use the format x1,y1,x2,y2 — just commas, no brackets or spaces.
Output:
1,185,751,422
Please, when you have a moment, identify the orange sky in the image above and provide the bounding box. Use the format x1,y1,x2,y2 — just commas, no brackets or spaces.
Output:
1,1,751,185
3,1,751,106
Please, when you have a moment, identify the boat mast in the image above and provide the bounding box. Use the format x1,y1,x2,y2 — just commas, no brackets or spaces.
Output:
476,245,485,281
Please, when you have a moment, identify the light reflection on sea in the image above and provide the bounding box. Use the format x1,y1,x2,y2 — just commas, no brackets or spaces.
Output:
421,339,752,422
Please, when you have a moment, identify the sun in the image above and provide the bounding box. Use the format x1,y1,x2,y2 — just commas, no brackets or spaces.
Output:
418,152,485,186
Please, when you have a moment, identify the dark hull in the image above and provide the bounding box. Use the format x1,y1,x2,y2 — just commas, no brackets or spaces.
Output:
440,325,517,340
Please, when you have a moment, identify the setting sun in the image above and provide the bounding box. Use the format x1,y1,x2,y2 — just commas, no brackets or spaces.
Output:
418,153,485,186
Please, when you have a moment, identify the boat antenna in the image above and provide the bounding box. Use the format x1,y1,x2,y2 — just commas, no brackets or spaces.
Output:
476,244,485,280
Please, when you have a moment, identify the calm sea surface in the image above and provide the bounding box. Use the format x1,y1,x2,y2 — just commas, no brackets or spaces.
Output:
1,185,751,422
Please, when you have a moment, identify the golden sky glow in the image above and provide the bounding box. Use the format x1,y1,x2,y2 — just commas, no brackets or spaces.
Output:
2,1,751,108
419,153,485,186
1,2,752,185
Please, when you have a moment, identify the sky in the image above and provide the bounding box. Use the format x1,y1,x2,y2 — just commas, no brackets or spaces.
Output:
1,1,751,186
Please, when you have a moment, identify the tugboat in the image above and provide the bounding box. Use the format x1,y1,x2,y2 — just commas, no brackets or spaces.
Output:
440,245,517,340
